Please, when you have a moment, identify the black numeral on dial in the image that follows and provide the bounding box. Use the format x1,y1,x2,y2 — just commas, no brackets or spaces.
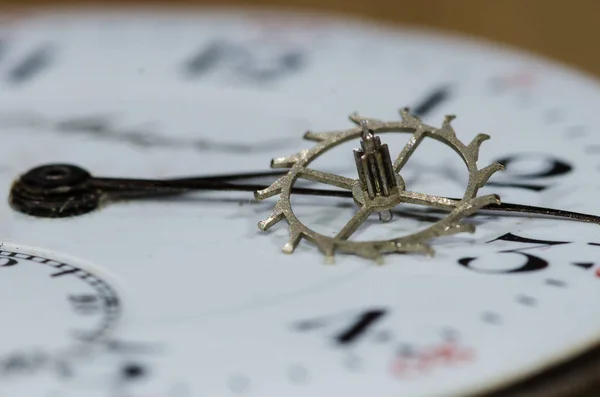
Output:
488,154,572,192
458,233,571,274
0,42,55,85
183,39,305,83
295,308,387,346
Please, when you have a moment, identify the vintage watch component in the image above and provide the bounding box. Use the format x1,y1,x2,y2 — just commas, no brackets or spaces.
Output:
255,108,505,261
8,164,343,218
10,164,101,218
353,120,397,222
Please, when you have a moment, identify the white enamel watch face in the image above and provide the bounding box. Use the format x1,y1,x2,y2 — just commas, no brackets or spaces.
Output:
2,8,600,397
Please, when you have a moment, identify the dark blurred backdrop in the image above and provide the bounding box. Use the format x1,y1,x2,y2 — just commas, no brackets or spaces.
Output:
2,0,599,78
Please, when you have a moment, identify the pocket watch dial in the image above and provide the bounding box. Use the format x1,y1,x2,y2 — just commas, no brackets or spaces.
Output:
1,9,600,397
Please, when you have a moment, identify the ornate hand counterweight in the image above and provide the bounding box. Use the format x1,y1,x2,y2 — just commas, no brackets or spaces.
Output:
255,108,505,263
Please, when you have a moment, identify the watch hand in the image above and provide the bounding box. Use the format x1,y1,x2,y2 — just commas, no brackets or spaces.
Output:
8,163,600,226
443,198,600,225
8,164,348,217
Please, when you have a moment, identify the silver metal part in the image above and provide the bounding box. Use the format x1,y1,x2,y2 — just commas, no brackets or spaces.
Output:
255,108,505,263
353,119,397,222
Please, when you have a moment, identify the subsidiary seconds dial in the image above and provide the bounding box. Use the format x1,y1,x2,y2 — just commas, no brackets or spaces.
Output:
0,243,121,381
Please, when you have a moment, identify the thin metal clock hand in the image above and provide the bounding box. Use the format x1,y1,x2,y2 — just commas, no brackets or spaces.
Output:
8,164,349,217
8,163,600,225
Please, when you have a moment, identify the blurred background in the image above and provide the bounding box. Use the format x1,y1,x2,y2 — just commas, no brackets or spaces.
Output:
1,0,599,78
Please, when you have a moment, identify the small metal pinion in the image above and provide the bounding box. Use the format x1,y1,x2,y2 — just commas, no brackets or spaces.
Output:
254,108,505,263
